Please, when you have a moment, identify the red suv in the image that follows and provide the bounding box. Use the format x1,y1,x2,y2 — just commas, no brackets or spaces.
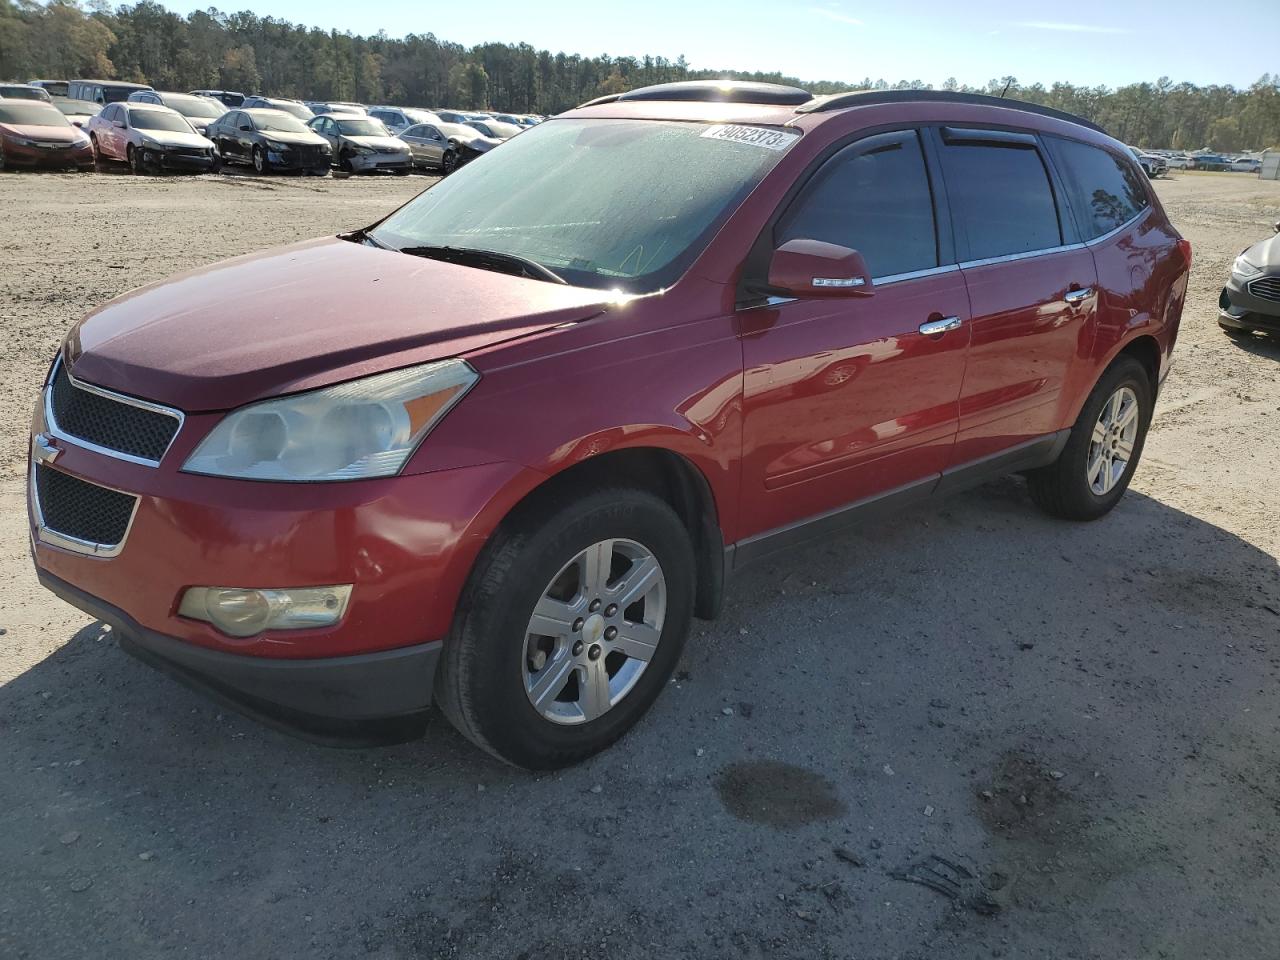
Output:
29,82,1189,768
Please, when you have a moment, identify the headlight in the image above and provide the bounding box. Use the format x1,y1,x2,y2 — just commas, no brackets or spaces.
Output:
179,584,352,637
139,138,162,150
1232,254,1262,281
182,359,478,481
350,144,375,155
263,139,286,151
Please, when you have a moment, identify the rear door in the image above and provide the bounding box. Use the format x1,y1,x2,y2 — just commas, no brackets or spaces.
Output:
935,127,1099,465
737,129,970,544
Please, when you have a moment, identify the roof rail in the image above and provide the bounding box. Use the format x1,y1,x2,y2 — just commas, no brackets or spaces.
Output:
579,80,814,109
796,90,1105,134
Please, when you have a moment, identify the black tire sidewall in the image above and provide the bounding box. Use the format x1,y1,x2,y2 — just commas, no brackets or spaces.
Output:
445,489,695,769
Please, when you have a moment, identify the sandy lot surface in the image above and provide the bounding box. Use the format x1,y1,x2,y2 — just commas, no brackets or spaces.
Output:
1,168,1278,959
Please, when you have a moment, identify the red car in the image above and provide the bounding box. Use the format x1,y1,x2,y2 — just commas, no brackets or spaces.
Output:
29,81,1189,768
0,100,94,172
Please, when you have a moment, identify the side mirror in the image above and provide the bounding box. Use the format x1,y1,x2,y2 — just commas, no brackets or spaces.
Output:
239,124,252,132
112,119,125,129
767,239,874,298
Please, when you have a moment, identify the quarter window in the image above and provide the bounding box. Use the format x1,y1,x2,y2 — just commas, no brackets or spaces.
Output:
938,140,1062,261
776,130,938,278
1045,136,1150,240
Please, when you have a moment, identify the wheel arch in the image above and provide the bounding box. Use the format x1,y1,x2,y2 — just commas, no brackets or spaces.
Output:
490,447,728,621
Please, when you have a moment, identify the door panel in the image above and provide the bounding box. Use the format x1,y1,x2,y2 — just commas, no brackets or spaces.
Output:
739,271,970,539
953,248,1098,463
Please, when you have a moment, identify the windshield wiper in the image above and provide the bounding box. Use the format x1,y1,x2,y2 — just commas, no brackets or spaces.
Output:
342,227,392,250
396,244,566,285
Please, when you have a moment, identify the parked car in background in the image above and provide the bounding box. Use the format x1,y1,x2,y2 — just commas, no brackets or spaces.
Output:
368,106,439,135
463,118,522,140
68,79,152,105
50,98,101,129
307,113,411,173
27,80,70,98
399,121,499,172
27,82,1190,769
190,89,245,108
127,91,227,135
1219,221,1280,338
306,100,367,116
0,83,53,102
84,102,216,174
1230,157,1260,173
1165,154,1193,169
204,108,330,175
435,109,486,124
1128,146,1166,179
240,96,314,122
491,113,527,126
0,100,93,171
1193,153,1231,172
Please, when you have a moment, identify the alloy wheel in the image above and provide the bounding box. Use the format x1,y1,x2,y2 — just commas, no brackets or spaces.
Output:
1088,386,1139,495
522,538,666,725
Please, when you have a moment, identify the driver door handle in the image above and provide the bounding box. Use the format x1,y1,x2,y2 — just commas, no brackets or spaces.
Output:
1064,286,1094,304
918,316,963,335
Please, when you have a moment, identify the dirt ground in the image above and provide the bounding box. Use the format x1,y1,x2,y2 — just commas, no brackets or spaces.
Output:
1,168,1278,960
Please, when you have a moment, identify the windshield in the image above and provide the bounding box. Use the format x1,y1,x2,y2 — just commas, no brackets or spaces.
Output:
130,109,193,133
336,117,388,136
371,118,796,292
266,100,312,120
254,112,309,133
166,94,225,118
54,99,99,117
2,85,50,101
0,102,69,126
36,81,70,97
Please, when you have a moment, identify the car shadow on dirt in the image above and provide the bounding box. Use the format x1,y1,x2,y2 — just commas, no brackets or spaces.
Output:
2,482,1278,959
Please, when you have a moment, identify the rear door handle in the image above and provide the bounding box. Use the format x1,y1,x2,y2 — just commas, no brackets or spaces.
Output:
1064,287,1094,304
918,316,962,335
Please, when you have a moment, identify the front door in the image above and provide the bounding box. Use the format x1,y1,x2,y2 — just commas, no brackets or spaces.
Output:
737,129,970,548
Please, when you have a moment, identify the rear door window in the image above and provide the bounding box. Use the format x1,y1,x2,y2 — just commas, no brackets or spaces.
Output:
776,130,939,278
938,135,1062,261
1045,136,1150,240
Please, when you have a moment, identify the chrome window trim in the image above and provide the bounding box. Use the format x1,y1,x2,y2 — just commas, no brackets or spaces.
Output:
29,460,140,559
1083,206,1151,248
873,263,960,286
958,242,1087,270
44,355,184,468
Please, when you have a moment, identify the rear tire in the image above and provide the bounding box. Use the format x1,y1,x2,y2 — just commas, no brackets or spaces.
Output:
1026,356,1152,521
435,486,695,770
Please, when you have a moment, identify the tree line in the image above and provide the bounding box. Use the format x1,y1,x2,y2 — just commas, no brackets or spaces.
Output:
2,1,1278,151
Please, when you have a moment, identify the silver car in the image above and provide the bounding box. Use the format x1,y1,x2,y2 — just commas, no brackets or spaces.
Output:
400,121,501,174
307,113,411,174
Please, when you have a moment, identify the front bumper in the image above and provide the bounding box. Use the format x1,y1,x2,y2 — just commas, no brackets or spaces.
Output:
266,148,330,173
349,152,412,173
144,148,217,173
40,569,439,744
1220,278,1280,333
4,141,93,169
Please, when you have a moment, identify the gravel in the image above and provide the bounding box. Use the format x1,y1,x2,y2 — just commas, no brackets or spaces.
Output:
1,169,1279,959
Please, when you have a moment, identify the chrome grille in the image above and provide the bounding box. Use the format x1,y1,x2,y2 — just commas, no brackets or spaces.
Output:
1247,275,1280,304
47,359,182,465
33,465,138,555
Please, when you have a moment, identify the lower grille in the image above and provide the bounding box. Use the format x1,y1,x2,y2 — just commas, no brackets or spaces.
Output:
1248,276,1280,304
34,465,137,553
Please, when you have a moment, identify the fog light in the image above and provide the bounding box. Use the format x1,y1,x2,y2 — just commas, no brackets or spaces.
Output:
178,585,353,638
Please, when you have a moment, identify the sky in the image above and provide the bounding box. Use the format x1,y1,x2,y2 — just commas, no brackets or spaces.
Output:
159,0,1274,90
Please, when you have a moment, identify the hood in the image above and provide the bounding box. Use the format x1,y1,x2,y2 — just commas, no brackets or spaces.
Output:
66,237,612,411
260,130,326,147
4,123,81,143
138,130,212,149
346,135,408,151
1245,232,1280,270
459,135,501,152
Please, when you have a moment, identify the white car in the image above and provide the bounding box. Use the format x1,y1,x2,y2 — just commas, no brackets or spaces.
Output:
84,102,217,174
1165,155,1193,170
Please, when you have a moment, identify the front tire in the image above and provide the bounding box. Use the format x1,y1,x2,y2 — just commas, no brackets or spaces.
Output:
252,145,269,174
128,145,145,175
1026,356,1152,520
436,486,695,769
440,149,458,174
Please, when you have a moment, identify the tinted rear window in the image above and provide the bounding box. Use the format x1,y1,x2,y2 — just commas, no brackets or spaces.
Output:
1046,136,1150,240
939,141,1061,261
777,130,938,278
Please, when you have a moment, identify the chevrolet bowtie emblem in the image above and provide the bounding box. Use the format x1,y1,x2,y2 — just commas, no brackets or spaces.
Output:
32,433,60,464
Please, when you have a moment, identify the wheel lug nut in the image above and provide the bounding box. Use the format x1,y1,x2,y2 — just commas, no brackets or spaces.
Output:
604,604,618,617
572,640,584,656
588,644,602,661
604,626,618,641
589,599,602,613
572,618,584,633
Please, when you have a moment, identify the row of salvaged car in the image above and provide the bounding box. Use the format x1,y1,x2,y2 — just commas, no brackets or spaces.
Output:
1130,147,1264,176
0,81,542,175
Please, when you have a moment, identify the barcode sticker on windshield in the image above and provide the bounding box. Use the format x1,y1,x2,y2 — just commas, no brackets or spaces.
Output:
700,124,799,151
